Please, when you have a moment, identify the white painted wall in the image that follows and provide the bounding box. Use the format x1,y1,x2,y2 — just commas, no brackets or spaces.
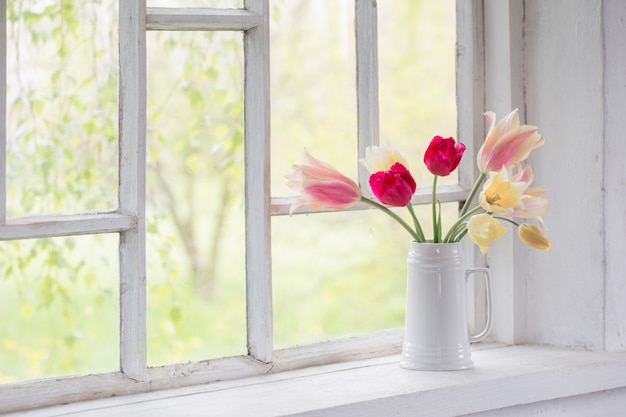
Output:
487,0,626,354
523,0,606,349
480,2,626,412
602,0,626,353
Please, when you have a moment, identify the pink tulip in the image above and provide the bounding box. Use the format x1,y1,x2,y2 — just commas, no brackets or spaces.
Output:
286,149,361,215
369,163,417,207
477,109,544,173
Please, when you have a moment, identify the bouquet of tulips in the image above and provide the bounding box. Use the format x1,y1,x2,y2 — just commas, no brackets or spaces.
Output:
286,109,551,253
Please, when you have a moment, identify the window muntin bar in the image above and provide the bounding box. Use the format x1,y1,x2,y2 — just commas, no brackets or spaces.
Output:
355,0,380,189
147,0,244,8
243,0,272,364
147,8,261,31
118,0,148,381
0,213,136,240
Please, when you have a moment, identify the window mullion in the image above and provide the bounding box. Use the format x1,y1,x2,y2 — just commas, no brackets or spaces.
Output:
243,0,273,363
457,0,489,339
483,0,526,345
456,0,485,190
118,0,148,381
355,0,380,190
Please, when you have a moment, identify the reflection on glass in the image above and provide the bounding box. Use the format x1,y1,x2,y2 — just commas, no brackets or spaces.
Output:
270,0,358,197
273,203,459,348
271,0,459,347
5,0,119,216
378,0,458,186
146,31,247,365
0,235,119,382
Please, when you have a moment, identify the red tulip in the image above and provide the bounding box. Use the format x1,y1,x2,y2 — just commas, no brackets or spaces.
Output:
423,136,466,177
369,163,416,207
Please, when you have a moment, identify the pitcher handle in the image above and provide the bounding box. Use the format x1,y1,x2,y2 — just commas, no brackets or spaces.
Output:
466,268,492,343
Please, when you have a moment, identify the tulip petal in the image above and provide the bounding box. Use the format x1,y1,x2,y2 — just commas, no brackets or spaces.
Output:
508,164,549,219
369,163,416,207
467,213,508,254
518,223,551,251
479,167,527,214
477,109,545,173
360,142,410,173
286,149,361,214
423,136,466,177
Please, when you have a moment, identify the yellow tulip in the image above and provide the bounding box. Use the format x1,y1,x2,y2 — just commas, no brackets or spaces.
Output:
518,223,551,251
479,167,526,214
467,213,508,254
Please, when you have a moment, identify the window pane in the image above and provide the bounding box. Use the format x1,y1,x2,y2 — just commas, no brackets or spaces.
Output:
378,0,458,186
147,0,243,7
6,1,119,216
0,235,118,383
273,203,459,348
270,0,357,197
146,31,246,365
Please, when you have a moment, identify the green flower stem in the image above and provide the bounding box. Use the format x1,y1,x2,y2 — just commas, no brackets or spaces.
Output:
406,203,426,242
454,228,469,242
443,205,483,242
436,200,442,242
494,216,520,227
360,197,423,242
459,172,487,217
448,224,468,243
444,221,465,243
432,175,439,243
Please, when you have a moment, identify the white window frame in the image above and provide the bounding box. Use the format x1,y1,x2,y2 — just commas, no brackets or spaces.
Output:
0,0,485,413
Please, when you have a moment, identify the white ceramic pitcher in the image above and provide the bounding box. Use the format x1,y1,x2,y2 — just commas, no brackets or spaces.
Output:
400,241,492,371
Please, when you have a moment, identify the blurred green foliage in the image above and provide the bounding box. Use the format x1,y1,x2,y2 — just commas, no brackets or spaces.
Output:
0,0,456,383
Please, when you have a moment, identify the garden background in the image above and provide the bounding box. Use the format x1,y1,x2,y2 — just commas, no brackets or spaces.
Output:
0,0,456,382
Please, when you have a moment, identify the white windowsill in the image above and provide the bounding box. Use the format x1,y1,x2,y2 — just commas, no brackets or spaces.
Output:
9,344,626,417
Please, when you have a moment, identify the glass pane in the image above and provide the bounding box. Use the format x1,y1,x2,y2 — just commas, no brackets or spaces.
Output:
0,235,118,383
273,203,459,348
378,0,458,186
148,0,243,7
146,31,246,365
270,0,357,197
6,0,119,216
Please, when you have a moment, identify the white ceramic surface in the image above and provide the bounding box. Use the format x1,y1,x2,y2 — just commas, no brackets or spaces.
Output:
400,241,492,371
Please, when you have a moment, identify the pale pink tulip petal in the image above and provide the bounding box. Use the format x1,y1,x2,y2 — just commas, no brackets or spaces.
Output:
478,109,545,173
286,149,361,215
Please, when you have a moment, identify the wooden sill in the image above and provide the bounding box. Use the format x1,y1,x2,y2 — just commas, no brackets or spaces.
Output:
7,345,626,417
